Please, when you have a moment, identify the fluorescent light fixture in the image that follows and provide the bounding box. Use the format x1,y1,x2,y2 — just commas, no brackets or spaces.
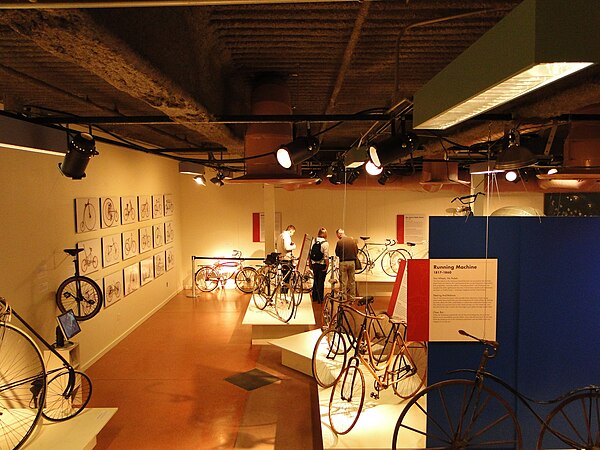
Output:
0,114,67,156
413,0,598,130
179,161,205,176
193,175,206,186
344,144,367,169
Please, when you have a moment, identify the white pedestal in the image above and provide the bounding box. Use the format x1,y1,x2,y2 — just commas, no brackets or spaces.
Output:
22,408,117,450
269,328,323,376
242,293,316,345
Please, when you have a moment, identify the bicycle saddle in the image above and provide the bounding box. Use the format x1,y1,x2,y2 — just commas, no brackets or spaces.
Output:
359,236,370,241
357,295,374,306
64,248,84,256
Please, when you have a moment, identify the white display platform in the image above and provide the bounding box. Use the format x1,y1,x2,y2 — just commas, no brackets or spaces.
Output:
23,407,117,450
242,293,316,345
269,328,323,376
355,274,395,297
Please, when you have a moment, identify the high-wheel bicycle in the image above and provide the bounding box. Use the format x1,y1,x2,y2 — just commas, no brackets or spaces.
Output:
392,329,599,449
194,250,258,293
0,298,92,450
326,306,427,435
356,237,413,277
56,247,103,320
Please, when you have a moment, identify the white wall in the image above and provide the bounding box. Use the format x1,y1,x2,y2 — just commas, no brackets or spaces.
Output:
0,141,183,367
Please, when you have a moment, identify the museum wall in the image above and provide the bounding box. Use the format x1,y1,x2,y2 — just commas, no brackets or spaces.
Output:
179,176,544,287
0,141,183,368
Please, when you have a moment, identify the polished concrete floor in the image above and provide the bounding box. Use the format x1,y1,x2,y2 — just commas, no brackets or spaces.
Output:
86,289,323,449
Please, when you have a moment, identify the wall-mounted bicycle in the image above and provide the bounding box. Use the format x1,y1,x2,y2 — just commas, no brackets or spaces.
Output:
56,247,103,320
356,237,413,277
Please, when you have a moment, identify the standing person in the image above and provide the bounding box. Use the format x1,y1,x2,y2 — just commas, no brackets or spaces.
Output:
309,227,329,304
276,225,296,292
335,228,358,298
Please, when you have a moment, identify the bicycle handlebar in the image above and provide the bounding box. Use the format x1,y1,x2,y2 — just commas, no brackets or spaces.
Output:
385,238,397,246
458,329,499,349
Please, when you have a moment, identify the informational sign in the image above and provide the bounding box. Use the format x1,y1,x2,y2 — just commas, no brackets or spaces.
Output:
407,259,498,342
297,234,313,275
252,212,282,242
387,259,408,322
397,214,426,244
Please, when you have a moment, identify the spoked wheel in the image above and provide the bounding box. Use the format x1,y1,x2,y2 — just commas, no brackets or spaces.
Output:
56,276,103,321
194,267,218,292
301,269,313,293
536,388,600,449
288,271,304,306
322,294,335,329
274,286,295,323
42,370,92,421
252,274,269,310
0,323,46,450
381,249,409,277
312,329,350,388
391,341,427,399
328,365,365,435
234,267,257,293
392,379,522,449
355,249,368,274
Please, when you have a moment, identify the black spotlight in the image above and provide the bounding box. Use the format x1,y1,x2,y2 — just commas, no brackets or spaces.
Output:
346,169,360,185
378,169,393,185
59,132,98,180
276,136,320,169
210,172,225,187
368,119,418,168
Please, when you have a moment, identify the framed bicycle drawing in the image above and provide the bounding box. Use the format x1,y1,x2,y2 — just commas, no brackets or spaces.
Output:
103,270,124,307
138,194,151,222
76,238,101,276
121,196,137,225
139,225,153,254
123,263,140,296
74,197,100,233
102,233,122,267
164,221,174,244
122,230,139,260
152,194,164,219
140,257,154,286
154,252,166,278
100,196,120,228
153,223,164,248
165,247,174,271
164,194,174,216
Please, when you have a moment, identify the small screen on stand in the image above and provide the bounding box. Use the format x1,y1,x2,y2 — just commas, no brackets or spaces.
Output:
57,309,81,344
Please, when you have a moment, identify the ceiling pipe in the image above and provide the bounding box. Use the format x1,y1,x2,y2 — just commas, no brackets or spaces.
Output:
0,0,358,9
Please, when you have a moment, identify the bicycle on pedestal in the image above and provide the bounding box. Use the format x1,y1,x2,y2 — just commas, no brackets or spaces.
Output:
56,247,103,321
356,237,414,277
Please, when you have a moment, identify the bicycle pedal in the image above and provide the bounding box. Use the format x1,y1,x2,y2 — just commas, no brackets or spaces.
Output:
370,392,379,400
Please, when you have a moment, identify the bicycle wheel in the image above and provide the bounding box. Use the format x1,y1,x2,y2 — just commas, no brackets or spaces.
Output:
42,370,92,421
194,267,218,292
381,249,408,277
312,329,349,388
391,379,522,449
328,365,365,435
356,249,368,274
252,274,269,310
536,388,600,449
56,276,103,321
289,271,304,307
234,267,257,293
391,341,427,399
302,269,314,293
0,323,46,450
322,293,335,329
274,286,295,323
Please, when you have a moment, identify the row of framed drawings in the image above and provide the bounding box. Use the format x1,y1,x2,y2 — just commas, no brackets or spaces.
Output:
75,194,174,233
77,221,174,276
102,248,175,308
